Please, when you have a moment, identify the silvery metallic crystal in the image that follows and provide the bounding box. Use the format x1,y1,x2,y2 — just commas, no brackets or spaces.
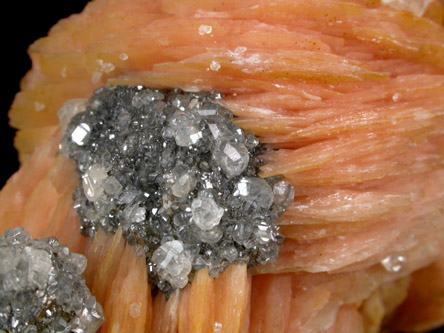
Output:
62,85,294,294
0,227,104,333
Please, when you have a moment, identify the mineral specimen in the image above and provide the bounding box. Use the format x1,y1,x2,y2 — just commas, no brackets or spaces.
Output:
0,227,104,333
62,86,293,294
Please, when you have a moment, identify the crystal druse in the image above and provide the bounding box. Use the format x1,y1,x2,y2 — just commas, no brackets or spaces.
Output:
61,86,294,294
0,227,104,333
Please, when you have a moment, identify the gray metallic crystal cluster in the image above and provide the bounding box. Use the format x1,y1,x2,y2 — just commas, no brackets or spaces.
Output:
0,227,104,333
61,85,294,294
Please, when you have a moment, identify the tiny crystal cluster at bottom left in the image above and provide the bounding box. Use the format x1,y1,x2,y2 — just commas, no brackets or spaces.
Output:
0,227,104,333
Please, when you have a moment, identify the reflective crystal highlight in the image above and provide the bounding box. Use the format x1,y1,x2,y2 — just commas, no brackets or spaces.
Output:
71,123,91,146
213,139,249,178
151,240,192,289
381,254,406,273
191,195,224,231
234,177,274,209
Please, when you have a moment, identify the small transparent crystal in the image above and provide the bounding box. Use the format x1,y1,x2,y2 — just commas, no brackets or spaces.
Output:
191,196,224,231
82,164,108,202
234,177,274,209
103,176,122,196
381,254,406,272
213,140,249,178
273,181,295,208
151,240,192,289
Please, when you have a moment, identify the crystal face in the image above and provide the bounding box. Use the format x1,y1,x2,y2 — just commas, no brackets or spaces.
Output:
191,194,225,231
213,139,250,178
151,240,192,289
71,123,91,146
381,254,406,273
63,86,294,294
0,227,104,332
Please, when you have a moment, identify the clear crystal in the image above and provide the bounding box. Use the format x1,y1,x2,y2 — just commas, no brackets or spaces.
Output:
69,253,88,275
169,166,196,198
168,111,202,146
214,322,223,333
0,247,20,274
196,105,218,117
191,196,224,231
132,90,155,108
381,254,406,272
208,123,222,139
103,177,122,196
234,177,274,209
151,240,192,289
254,221,273,244
230,222,253,245
219,245,238,261
196,226,223,244
73,296,105,333
273,181,295,208
24,247,52,289
82,164,108,202
123,205,146,224
198,24,212,35
213,140,249,178
4,227,31,245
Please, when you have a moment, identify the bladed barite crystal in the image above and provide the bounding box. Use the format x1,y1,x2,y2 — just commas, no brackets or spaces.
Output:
0,227,104,333
62,86,294,294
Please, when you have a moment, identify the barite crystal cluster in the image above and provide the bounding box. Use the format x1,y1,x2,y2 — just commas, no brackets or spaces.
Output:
61,85,294,294
0,227,104,333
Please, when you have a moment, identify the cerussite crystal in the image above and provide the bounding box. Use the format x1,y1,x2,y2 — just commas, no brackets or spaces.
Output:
191,194,224,231
62,86,294,294
151,240,192,289
0,227,104,333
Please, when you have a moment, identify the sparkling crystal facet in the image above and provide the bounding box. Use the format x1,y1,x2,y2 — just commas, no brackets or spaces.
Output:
191,196,224,231
381,254,406,272
71,123,91,146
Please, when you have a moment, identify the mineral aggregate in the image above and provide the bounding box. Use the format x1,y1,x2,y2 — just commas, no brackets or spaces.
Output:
0,227,104,333
61,85,294,293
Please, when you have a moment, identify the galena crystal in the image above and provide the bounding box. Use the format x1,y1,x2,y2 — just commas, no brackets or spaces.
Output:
0,227,104,333
63,86,294,294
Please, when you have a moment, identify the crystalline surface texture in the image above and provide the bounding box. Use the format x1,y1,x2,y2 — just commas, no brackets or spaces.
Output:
63,86,292,294
0,227,104,333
